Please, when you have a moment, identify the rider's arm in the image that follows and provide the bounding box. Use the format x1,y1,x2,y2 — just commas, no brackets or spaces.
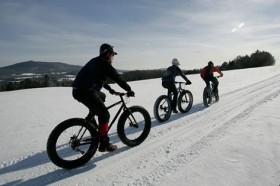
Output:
213,66,223,77
106,64,132,92
177,67,190,82
103,83,112,91
200,68,206,79
104,83,116,95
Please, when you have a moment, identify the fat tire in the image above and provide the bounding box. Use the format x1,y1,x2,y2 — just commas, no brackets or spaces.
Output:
215,93,219,102
117,106,151,147
47,118,99,169
153,95,172,122
203,88,211,107
178,90,193,113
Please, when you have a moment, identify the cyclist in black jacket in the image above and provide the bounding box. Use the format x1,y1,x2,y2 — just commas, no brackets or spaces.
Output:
162,58,192,113
72,43,134,152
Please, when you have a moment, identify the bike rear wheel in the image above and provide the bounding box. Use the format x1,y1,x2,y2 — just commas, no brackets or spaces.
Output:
117,106,151,147
47,118,99,169
153,95,172,122
178,90,193,113
203,87,212,107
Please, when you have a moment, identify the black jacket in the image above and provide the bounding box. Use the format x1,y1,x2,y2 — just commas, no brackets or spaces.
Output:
72,57,131,92
162,65,189,83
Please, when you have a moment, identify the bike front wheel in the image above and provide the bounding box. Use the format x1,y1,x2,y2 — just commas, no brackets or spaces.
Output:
203,87,212,107
47,118,99,169
178,90,193,113
215,93,219,102
153,95,172,122
117,106,151,147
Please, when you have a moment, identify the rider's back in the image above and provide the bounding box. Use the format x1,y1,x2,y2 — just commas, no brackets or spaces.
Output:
162,65,183,82
201,65,222,80
73,56,130,92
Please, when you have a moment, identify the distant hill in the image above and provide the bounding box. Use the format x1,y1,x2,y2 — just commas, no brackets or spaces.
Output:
0,60,82,78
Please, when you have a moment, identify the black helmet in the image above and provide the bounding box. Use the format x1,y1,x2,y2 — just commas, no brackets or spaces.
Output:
208,61,214,66
99,43,117,55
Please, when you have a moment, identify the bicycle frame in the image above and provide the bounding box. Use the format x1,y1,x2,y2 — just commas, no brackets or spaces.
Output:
107,93,130,130
167,82,186,99
74,93,136,148
205,76,221,96
87,92,138,131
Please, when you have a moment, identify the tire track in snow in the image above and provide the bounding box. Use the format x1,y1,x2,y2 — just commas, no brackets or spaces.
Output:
60,74,280,185
65,73,280,185
122,73,280,185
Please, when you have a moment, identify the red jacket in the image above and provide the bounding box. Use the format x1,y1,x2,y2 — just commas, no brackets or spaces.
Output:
200,66,223,79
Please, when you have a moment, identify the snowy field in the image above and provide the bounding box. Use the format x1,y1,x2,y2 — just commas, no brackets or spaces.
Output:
1,65,280,186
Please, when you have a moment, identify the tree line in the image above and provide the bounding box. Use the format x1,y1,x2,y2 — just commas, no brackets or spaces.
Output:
0,50,275,91
0,74,72,91
219,50,275,71
116,50,275,82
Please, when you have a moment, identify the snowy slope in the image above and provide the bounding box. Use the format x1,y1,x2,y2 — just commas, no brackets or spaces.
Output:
1,66,280,186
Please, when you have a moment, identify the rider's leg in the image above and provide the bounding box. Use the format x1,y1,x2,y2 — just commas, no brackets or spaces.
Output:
163,81,178,113
170,83,178,113
205,80,210,88
97,91,106,102
73,89,108,120
211,77,219,93
96,103,117,152
72,89,117,152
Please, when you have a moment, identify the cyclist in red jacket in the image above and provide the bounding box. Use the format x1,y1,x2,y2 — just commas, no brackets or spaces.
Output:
200,61,223,94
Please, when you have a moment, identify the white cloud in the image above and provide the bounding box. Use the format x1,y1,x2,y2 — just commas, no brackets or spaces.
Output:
0,0,279,69
238,23,245,28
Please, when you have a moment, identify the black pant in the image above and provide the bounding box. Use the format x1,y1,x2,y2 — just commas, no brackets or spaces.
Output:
162,81,178,110
204,76,219,93
72,89,109,124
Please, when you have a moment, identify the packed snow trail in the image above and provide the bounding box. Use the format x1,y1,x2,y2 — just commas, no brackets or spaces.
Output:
1,67,280,186
50,73,280,185
95,73,280,185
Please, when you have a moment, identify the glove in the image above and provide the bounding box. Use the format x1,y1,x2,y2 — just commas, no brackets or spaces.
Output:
109,88,116,95
127,90,135,97
186,80,192,85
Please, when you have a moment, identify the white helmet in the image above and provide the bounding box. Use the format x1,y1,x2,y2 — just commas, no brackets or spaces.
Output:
172,58,180,66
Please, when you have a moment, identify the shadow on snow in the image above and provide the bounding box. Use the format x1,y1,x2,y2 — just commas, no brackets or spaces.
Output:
1,103,206,185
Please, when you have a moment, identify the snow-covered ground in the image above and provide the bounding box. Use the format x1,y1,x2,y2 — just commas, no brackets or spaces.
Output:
1,65,280,186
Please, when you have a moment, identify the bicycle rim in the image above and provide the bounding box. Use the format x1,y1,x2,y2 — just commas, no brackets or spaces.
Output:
47,118,99,169
203,88,211,107
178,91,193,113
153,95,172,122
118,106,151,147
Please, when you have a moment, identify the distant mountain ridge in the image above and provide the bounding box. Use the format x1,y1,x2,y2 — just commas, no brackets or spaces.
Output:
0,60,82,77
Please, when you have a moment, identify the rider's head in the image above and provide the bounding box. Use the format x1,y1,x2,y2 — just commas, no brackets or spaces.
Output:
99,43,117,63
208,61,214,67
172,58,180,66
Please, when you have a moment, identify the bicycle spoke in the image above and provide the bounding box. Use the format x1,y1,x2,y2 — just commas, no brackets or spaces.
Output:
55,125,92,161
122,112,145,141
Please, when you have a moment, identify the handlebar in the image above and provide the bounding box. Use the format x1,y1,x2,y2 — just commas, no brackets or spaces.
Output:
113,92,125,96
174,81,185,84
112,92,135,97
174,81,191,85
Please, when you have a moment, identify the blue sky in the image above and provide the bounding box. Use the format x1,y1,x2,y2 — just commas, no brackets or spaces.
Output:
0,0,279,70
